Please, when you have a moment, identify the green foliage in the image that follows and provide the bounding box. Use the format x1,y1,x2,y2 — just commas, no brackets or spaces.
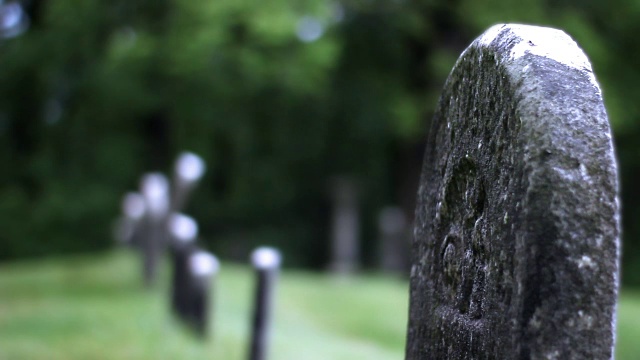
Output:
1,0,640,284
617,289,640,359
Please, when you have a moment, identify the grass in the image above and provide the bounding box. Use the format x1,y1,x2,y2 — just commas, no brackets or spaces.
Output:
0,250,638,359
616,288,640,359
0,250,407,359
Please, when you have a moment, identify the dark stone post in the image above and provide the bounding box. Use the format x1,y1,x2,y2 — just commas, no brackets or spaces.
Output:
186,250,219,338
248,247,282,360
171,151,206,212
378,206,410,273
113,192,146,247
167,213,198,318
140,173,170,288
406,24,620,360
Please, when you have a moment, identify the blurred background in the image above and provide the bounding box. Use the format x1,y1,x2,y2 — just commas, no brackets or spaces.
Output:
1,0,639,283
1,0,640,358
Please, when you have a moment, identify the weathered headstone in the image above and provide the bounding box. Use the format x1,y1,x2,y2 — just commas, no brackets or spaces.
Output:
406,24,620,359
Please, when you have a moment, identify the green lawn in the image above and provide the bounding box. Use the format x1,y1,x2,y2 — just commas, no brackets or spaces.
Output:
616,288,640,359
0,250,638,359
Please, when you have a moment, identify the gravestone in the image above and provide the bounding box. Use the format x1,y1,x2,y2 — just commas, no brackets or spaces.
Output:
328,177,360,274
249,247,282,360
171,151,206,212
186,250,219,337
140,173,171,288
113,192,146,246
406,24,620,360
378,206,410,273
167,213,198,319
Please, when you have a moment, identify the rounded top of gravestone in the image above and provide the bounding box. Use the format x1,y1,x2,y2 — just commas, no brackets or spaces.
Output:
168,213,198,243
175,152,206,183
122,192,145,220
469,23,598,88
251,247,282,270
189,251,219,277
140,173,170,218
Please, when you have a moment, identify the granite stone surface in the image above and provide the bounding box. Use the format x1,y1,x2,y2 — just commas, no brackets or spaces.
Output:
405,24,620,360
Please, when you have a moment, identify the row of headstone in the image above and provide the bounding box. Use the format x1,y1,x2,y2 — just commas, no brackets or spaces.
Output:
328,176,413,275
167,213,218,336
405,24,620,359
114,151,219,337
113,152,282,360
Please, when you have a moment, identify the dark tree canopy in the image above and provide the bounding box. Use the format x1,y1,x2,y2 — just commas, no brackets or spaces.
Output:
0,0,639,284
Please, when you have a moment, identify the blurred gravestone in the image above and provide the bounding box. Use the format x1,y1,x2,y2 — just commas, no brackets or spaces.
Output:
406,24,620,359
171,152,206,212
113,192,146,247
328,177,360,274
186,250,219,338
113,152,206,290
378,206,410,273
140,173,170,288
249,247,282,360
166,151,206,323
167,213,198,319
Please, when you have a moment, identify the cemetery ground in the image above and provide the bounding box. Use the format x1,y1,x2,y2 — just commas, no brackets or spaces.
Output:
0,250,638,359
